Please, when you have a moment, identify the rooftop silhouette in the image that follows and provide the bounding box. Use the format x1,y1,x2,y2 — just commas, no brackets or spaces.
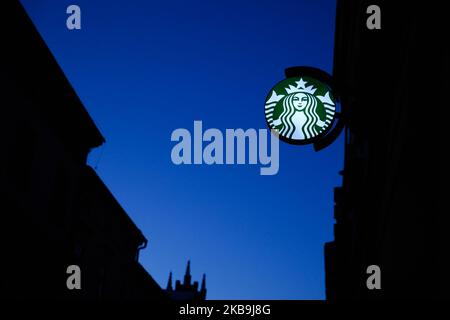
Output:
0,1,206,300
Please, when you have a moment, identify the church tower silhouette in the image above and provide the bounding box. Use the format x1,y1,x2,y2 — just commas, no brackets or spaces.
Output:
165,260,207,301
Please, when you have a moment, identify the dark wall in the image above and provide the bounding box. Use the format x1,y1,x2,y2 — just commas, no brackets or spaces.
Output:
325,0,445,299
0,1,166,300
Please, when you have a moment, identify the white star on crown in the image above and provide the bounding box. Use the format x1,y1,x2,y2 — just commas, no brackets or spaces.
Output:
285,78,317,95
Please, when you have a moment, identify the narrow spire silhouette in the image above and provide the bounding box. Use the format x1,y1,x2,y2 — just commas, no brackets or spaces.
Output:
166,271,173,291
164,261,206,300
184,260,192,286
200,274,206,294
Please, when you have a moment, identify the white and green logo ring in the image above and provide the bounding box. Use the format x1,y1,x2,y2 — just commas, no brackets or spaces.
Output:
265,76,336,145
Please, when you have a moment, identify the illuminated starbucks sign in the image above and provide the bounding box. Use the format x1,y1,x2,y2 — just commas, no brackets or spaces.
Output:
265,75,337,145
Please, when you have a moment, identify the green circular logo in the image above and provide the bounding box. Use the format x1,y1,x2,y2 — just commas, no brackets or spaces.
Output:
265,76,336,144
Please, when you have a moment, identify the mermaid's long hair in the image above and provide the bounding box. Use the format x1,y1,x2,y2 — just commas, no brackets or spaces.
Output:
278,93,319,139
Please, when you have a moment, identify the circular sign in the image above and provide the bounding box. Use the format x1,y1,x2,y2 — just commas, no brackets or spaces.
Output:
265,76,337,145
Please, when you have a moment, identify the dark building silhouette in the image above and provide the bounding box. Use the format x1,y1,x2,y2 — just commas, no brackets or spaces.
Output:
165,261,207,301
0,1,207,300
325,1,445,299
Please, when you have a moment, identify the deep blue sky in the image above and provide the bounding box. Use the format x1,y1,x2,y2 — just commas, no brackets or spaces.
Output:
21,0,342,299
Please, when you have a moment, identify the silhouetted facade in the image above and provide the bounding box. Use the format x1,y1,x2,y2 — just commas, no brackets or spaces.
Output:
165,261,207,301
325,1,444,299
0,2,168,299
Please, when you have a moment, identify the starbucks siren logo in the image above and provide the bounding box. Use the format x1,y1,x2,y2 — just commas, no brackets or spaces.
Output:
265,76,336,144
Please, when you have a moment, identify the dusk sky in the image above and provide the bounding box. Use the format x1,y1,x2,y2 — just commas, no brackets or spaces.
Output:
21,0,342,299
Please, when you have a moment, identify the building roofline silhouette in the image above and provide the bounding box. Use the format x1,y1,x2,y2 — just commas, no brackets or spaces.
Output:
5,1,105,154
1,1,208,300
